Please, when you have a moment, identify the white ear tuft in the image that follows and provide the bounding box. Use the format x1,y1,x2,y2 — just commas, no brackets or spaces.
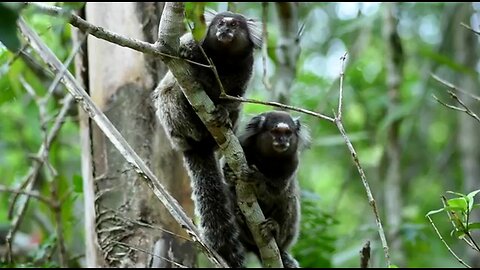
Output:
204,8,217,26
246,19,263,49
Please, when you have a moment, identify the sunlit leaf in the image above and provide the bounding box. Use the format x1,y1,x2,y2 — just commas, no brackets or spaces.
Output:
447,197,467,212
426,208,444,216
446,191,466,197
467,189,480,212
467,222,480,231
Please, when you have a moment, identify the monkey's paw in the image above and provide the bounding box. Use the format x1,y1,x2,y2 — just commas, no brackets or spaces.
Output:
247,165,266,182
259,218,280,242
210,105,232,128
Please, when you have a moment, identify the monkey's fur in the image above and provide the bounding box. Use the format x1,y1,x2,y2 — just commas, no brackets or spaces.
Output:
153,10,261,268
223,111,310,268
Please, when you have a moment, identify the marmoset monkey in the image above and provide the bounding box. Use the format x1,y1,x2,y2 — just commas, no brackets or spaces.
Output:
223,110,311,268
153,9,262,267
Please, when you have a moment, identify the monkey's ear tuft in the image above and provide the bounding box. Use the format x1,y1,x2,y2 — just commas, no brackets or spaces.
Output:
246,19,263,49
246,114,266,131
204,8,217,26
293,116,301,131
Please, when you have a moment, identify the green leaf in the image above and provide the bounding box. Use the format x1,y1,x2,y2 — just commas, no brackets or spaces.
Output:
0,3,22,52
468,222,480,231
186,2,206,42
447,197,468,212
389,264,399,268
73,174,83,193
467,189,480,211
467,189,480,199
446,190,466,197
426,208,444,216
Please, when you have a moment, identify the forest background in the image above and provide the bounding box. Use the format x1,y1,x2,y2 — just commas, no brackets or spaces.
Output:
1,2,480,268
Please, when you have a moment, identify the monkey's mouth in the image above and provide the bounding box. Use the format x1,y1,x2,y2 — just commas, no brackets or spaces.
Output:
273,142,290,153
216,32,234,43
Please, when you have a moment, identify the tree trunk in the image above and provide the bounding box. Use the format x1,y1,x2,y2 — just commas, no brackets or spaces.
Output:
382,2,405,266
270,2,301,105
79,2,195,267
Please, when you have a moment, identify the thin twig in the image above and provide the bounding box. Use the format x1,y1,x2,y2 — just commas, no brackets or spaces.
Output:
0,185,55,206
334,54,391,267
337,52,347,120
461,22,480,36
112,241,187,268
26,2,210,69
432,74,480,102
4,46,78,263
427,215,471,268
433,94,480,124
104,208,192,242
335,118,391,267
220,95,335,122
9,37,84,213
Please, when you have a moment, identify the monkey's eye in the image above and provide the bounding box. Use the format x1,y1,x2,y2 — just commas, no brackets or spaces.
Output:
230,21,238,27
218,20,225,26
284,130,292,137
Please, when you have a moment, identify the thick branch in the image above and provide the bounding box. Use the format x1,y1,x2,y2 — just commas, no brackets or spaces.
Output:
157,2,283,268
27,2,209,68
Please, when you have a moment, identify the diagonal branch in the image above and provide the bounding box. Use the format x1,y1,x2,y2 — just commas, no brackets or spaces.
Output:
156,2,283,268
16,16,224,269
334,54,391,267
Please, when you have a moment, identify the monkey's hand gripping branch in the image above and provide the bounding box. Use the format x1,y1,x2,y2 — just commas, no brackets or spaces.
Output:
156,3,283,268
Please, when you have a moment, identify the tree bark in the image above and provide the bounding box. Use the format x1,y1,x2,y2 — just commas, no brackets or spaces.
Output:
271,2,301,105
80,2,195,267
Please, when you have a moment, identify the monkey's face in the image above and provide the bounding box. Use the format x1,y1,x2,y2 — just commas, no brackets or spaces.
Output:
215,17,240,43
269,123,297,154
205,12,254,54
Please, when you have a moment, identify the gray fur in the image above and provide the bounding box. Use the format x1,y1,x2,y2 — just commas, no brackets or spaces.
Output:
153,10,261,268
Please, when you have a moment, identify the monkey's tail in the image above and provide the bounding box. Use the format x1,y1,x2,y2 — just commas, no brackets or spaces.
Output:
183,149,245,268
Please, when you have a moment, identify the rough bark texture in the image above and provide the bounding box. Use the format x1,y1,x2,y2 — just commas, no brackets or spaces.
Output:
453,3,480,267
382,2,405,266
72,7,103,267
83,2,194,267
